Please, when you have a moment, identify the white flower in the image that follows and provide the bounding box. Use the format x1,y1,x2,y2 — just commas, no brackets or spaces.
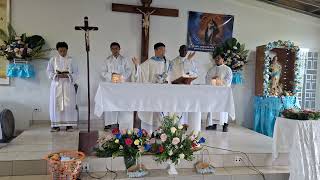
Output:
233,46,238,50
172,137,180,145
178,124,183,130
179,153,185,159
168,150,173,156
227,50,231,53
171,127,177,134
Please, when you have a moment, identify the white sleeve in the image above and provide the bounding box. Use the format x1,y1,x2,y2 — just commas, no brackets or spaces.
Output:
101,59,112,82
46,58,56,80
123,58,133,81
224,67,233,87
132,61,149,83
70,60,78,83
205,68,214,85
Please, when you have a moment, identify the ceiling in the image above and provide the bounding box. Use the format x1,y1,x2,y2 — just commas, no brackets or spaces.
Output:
258,0,320,18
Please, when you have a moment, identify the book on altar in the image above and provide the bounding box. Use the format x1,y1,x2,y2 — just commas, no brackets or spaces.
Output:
171,75,197,85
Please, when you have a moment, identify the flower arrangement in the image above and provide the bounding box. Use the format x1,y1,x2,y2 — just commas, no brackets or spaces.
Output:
282,109,320,120
212,38,249,72
96,128,149,169
0,24,50,61
263,40,302,96
150,115,205,166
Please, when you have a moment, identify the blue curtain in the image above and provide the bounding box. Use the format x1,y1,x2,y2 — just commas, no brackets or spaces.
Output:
254,96,300,137
6,63,35,78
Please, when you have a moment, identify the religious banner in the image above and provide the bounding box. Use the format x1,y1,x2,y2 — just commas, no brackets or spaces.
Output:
187,11,234,52
0,0,10,85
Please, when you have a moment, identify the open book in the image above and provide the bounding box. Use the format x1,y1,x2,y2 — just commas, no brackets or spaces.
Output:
171,76,197,85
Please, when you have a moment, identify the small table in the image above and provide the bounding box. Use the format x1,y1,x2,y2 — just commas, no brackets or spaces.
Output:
273,117,320,180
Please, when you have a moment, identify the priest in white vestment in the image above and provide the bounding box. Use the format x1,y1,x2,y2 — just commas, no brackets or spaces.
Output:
47,42,78,132
101,42,133,130
132,42,171,133
205,54,233,132
169,45,201,132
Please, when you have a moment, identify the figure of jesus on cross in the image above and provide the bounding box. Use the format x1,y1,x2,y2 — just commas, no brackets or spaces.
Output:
112,0,179,62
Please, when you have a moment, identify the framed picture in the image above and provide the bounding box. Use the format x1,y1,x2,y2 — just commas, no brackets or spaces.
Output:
0,0,10,85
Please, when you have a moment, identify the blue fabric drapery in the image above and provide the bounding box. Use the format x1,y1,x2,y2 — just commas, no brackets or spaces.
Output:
232,71,243,85
254,96,300,137
6,63,35,78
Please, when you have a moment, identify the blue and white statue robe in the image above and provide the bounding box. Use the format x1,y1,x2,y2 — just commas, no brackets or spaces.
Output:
169,56,201,132
132,56,171,133
101,54,133,129
206,64,233,126
47,55,78,128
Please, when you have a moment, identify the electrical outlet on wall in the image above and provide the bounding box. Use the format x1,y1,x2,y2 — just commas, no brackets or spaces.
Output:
33,108,41,112
81,162,90,172
234,156,242,165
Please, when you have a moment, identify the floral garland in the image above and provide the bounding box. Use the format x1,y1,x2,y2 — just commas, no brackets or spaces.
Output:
282,109,320,120
263,40,303,96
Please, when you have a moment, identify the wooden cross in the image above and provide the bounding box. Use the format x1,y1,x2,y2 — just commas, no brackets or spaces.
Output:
112,0,179,62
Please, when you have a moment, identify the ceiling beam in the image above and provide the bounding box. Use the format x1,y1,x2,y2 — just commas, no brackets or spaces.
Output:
258,0,320,18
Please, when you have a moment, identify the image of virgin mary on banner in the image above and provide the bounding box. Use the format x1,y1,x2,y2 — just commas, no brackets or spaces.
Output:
187,11,234,52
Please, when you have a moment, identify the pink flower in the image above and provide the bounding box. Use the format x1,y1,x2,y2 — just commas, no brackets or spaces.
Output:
189,135,196,141
121,129,127,135
150,138,156,144
172,137,180,145
142,129,148,136
134,128,139,134
160,134,167,142
125,138,133,146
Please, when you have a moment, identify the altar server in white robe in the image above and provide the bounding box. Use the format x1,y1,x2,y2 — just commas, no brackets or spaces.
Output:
205,53,233,132
101,42,133,131
132,42,171,133
47,42,78,132
169,45,201,132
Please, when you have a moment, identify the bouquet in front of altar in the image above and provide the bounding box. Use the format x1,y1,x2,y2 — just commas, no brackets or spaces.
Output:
149,115,205,174
0,24,50,61
96,128,150,170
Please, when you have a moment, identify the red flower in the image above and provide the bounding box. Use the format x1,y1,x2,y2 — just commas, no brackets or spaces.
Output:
125,138,133,146
192,143,198,148
112,128,120,135
158,145,164,153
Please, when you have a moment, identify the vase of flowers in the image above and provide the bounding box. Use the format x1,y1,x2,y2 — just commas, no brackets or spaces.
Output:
149,115,206,175
0,24,50,61
96,128,150,170
212,38,249,85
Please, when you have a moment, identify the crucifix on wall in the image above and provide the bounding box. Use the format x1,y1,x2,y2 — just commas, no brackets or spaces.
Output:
112,0,179,62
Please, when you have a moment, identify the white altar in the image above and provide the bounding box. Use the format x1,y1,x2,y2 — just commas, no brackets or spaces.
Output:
94,82,235,119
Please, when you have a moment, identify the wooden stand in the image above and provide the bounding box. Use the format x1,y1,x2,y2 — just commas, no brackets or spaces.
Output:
78,131,98,155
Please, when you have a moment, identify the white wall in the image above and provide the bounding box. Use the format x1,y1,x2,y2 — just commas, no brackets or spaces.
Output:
1,0,320,130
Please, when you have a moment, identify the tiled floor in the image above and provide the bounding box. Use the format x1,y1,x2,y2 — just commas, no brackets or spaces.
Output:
0,124,289,179
0,126,79,176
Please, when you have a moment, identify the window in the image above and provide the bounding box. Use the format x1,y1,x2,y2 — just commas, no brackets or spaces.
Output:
298,50,319,110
